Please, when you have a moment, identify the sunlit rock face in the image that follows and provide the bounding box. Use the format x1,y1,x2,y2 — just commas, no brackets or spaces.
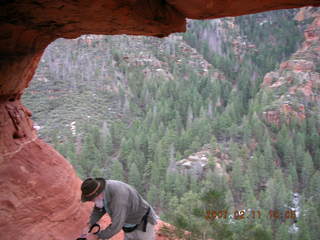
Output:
0,1,319,239
0,99,91,240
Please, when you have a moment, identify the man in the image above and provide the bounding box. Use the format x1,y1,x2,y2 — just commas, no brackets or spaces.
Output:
78,177,158,240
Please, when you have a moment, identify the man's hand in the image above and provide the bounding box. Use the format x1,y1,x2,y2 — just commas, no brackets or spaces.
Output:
90,224,100,234
86,233,99,240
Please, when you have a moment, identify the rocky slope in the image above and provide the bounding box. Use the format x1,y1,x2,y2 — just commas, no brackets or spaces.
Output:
261,8,320,126
22,33,226,142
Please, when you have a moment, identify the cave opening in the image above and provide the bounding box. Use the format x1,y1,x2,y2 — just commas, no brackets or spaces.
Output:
0,1,319,240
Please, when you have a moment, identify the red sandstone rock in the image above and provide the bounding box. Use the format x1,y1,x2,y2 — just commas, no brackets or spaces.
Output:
262,8,320,127
282,103,293,114
262,72,277,86
262,75,273,86
281,104,306,122
263,110,281,126
1,1,320,240
295,6,320,21
167,0,319,19
299,79,314,96
155,220,191,240
263,104,306,126
280,60,315,72
0,105,90,239
0,0,319,97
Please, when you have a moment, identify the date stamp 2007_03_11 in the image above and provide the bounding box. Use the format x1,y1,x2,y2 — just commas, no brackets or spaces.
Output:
205,209,297,221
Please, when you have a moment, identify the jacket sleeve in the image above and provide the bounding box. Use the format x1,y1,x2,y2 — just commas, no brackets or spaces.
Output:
96,203,127,239
89,206,106,226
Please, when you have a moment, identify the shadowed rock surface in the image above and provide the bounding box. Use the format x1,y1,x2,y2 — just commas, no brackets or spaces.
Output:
0,1,319,239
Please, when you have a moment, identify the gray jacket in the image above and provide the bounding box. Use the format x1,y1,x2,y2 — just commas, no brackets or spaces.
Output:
89,179,158,239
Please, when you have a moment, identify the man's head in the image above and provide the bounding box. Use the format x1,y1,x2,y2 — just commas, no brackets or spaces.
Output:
81,177,105,202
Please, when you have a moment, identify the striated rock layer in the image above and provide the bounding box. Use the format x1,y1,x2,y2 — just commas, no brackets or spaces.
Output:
0,1,319,240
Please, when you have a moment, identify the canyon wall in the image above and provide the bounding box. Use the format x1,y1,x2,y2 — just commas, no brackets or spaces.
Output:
0,1,319,239
262,8,320,126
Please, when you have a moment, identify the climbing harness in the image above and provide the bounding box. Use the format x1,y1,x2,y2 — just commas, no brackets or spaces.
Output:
122,207,150,233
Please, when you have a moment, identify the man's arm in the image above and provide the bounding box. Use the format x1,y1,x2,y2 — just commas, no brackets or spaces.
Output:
96,205,127,239
89,206,106,226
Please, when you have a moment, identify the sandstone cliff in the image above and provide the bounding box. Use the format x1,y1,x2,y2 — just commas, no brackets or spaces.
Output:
1,1,320,240
261,8,320,126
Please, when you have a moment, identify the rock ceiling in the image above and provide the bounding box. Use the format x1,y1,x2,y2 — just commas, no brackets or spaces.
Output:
0,0,319,96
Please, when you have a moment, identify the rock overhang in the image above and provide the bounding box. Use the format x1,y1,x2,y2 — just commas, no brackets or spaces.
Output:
0,0,320,96
0,2,320,240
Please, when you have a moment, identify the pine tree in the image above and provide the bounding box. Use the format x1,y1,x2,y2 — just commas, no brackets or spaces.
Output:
251,112,265,142
186,105,194,129
265,169,289,211
306,117,319,157
190,136,201,152
110,159,124,181
147,185,159,207
175,174,188,198
91,166,104,178
288,163,299,191
294,144,305,173
231,158,245,204
79,133,102,177
297,216,312,240
128,162,142,193
249,152,268,191
165,171,177,195
119,138,132,164
142,160,152,191
189,176,198,193
301,151,314,190
283,138,295,167
103,134,113,155
168,196,179,213
229,142,240,161
293,131,305,150
243,175,259,209
276,125,289,158
110,121,124,147
241,127,251,147
210,135,218,152
150,160,160,186
308,170,320,203
264,138,275,177
172,191,203,238
298,202,320,240
274,223,290,240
